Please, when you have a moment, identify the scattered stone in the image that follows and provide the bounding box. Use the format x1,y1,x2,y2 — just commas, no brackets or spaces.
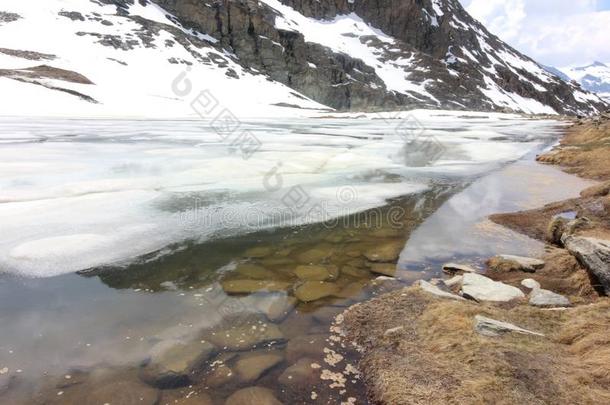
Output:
474,315,544,337
563,236,610,294
294,265,336,281
488,254,545,273
294,281,340,302
442,263,477,274
461,273,525,302
140,340,216,388
444,275,463,288
221,280,292,294
521,279,541,290
225,386,283,405
235,353,283,383
383,326,404,337
204,322,285,351
529,289,571,308
417,280,466,301
286,334,328,362
367,263,397,276
278,357,318,386
364,241,403,263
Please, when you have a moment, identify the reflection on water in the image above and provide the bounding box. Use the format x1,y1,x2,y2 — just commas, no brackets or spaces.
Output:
0,186,456,404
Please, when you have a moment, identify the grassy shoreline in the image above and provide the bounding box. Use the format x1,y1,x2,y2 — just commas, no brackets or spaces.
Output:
341,113,610,404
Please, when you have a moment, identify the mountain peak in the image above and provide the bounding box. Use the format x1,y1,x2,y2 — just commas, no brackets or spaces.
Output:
0,0,606,117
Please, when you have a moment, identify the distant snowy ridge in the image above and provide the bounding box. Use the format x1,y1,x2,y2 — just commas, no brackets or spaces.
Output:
558,61,610,103
0,0,607,117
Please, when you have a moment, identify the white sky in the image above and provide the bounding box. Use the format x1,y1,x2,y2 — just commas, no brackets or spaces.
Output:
459,0,610,67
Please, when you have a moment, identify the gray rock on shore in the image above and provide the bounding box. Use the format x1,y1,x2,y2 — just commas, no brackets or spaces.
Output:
474,315,544,337
488,254,545,273
461,273,525,302
563,236,610,294
417,280,466,301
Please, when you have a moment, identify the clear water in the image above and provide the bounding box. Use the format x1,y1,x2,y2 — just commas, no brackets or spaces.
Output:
0,115,577,404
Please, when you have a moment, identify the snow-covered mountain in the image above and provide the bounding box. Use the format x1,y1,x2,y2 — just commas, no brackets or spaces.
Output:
0,0,607,117
560,62,610,103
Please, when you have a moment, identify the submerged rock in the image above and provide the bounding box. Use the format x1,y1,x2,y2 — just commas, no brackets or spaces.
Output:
488,254,545,273
203,321,285,351
294,281,340,302
364,241,403,263
461,273,525,302
297,247,333,264
235,264,277,280
474,315,544,337
278,357,319,386
244,246,273,258
235,352,284,383
563,236,610,294
367,263,397,276
248,293,298,322
294,265,338,281
286,334,329,362
221,280,292,294
225,386,283,405
140,339,216,388
442,263,477,274
205,363,235,388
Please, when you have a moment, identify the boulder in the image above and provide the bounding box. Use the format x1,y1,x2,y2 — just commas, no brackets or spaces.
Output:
225,386,283,405
294,281,340,302
474,315,544,337
363,241,403,263
417,280,466,301
221,280,292,294
563,236,610,294
461,273,525,302
442,263,477,274
529,289,571,308
488,255,545,273
140,340,216,388
235,353,284,383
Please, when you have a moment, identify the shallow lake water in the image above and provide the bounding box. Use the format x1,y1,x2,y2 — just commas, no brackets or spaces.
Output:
0,113,586,404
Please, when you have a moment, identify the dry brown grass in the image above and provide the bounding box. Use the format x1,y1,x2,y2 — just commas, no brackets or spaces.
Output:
343,287,610,405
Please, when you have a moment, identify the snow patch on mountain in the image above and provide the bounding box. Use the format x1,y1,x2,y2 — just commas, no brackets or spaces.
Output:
560,61,610,102
0,0,327,118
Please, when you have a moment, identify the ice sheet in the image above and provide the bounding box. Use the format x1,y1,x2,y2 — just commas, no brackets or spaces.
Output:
0,112,564,277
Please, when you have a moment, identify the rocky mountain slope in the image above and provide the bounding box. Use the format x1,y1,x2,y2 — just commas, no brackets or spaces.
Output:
560,61,610,103
0,0,607,117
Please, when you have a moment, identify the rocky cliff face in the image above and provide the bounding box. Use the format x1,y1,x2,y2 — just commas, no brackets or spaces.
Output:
150,0,607,115
0,0,607,116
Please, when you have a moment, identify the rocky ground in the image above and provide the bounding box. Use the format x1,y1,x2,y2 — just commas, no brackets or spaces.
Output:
341,113,610,404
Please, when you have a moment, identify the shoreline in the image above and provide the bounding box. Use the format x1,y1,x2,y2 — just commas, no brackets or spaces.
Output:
341,113,610,404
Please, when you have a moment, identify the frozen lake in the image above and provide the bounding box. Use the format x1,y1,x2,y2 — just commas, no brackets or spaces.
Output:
0,112,573,404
